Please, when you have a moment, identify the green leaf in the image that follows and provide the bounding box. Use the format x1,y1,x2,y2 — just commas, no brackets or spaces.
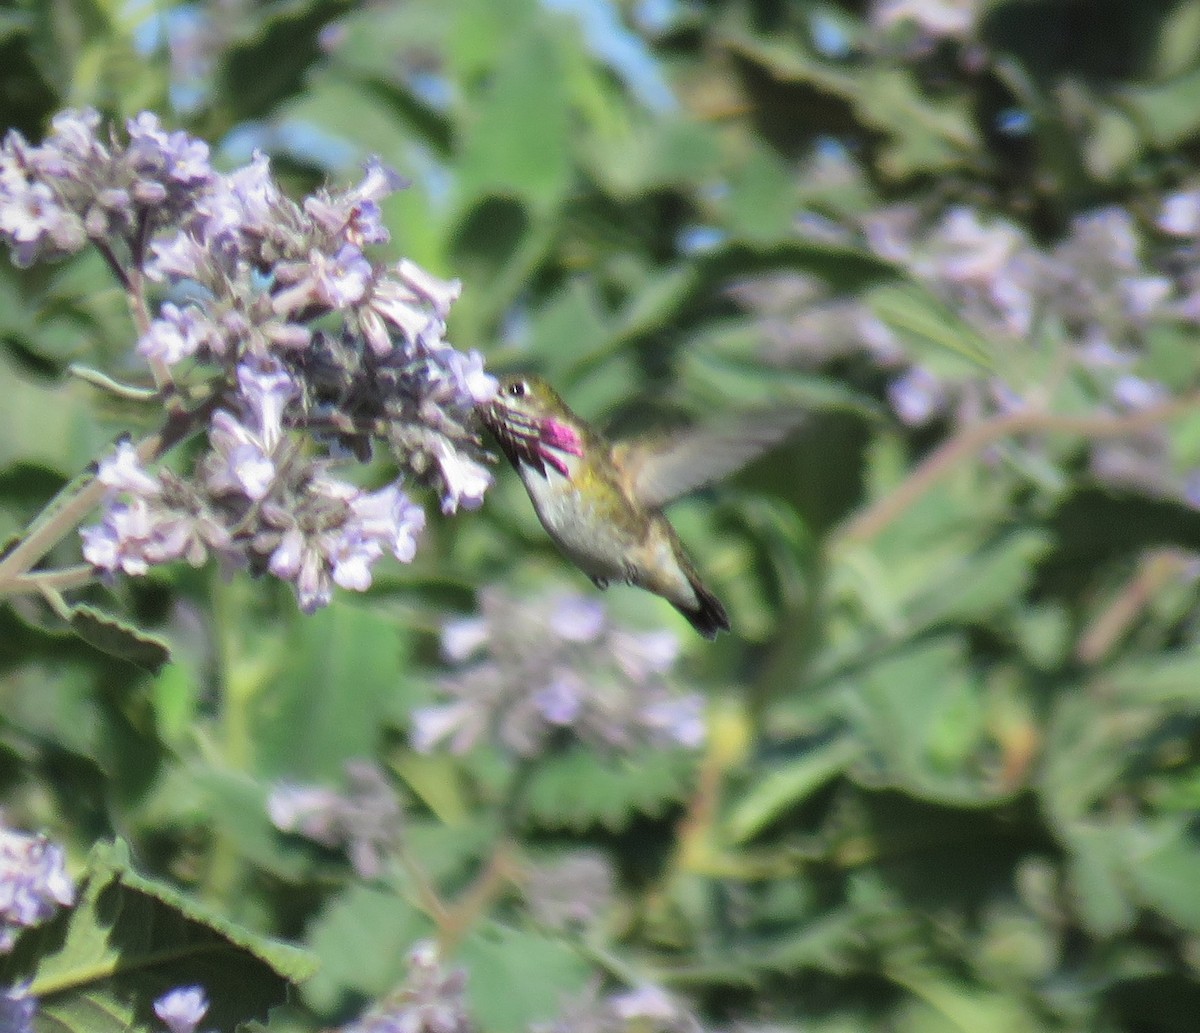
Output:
722,32,982,179
457,27,571,211
1122,66,1200,148
67,603,170,673
1061,823,1138,937
522,746,696,831
460,923,592,1033
726,734,861,843
584,117,723,197
888,966,1042,1033
867,282,994,372
842,637,996,804
253,603,417,781
303,882,431,1014
1127,820,1200,933
0,840,316,1033
910,531,1055,626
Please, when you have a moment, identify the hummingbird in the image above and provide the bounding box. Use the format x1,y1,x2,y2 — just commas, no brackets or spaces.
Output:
479,374,799,639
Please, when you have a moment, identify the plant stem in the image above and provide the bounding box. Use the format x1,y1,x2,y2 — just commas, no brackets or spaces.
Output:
834,393,1200,546
0,394,217,596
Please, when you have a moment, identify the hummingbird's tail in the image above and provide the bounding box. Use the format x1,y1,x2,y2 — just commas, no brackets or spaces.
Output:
676,573,730,640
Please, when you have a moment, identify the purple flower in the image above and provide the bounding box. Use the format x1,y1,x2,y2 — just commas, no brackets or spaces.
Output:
273,243,373,315
304,156,404,245
126,113,214,188
138,302,222,365
340,942,474,1033
611,985,680,1023
206,410,277,501
268,527,331,613
1122,275,1172,320
324,482,425,591
417,587,701,758
431,438,491,514
396,258,461,318
534,670,586,725
0,986,35,1033
349,483,426,564
365,285,438,353
81,498,159,575
96,441,161,497
154,985,208,1033
410,700,481,755
0,828,75,952
265,476,425,613
441,616,490,662
7,109,495,615
1112,374,1168,411
146,230,210,282
888,366,947,426
268,761,403,879
1185,470,1200,510
612,630,681,679
363,260,462,354
1159,189,1200,237
640,695,706,749
81,488,222,573
46,108,104,161
549,595,606,642
196,151,278,243
0,165,86,266
442,349,498,406
267,784,344,845
237,362,298,453
871,0,982,39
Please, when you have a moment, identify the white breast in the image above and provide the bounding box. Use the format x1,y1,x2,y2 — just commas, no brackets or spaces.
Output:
516,456,631,582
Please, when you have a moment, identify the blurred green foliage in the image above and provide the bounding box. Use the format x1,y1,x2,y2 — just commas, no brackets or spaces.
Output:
4,0,1200,1031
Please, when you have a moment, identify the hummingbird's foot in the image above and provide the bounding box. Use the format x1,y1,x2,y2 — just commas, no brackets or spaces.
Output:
589,576,610,590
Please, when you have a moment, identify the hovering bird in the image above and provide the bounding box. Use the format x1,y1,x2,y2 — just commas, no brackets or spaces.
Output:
479,374,800,639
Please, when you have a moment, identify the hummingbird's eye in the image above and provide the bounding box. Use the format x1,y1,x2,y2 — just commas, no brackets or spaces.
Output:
507,381,528,398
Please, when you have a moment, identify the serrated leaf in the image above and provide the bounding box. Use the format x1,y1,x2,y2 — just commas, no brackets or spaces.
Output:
868,282,994,372
911,531,1055,626
0,840,317,1033
726,735,861,843
67,604,170,673
522,746,696,831
253,602,417,781
302,882,431,1013
842,637,997,804
460,923,592,1033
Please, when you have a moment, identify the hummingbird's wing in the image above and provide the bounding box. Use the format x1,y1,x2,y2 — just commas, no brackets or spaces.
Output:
613,409,805,510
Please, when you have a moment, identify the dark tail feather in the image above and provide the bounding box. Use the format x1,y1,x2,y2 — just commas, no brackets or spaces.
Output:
676,575,730,640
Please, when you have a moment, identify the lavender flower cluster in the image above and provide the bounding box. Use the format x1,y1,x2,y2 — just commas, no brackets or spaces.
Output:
0,826,75,952
738,141,1200,504
340,941,474,1033
412,588,705,758
268,760,404,879
868,203,1200,497
337,943,704,1033
0,827,75,1033
535,983,702,1033
523,849,615,932
0,110,497,612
